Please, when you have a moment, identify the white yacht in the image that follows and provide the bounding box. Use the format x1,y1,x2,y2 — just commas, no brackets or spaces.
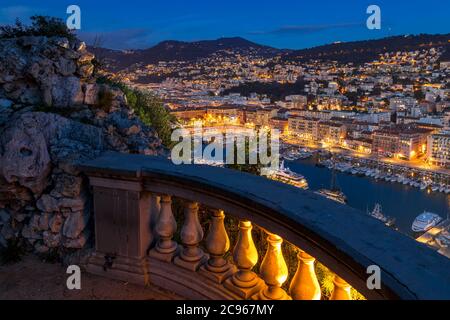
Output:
412,212,443,233
267,161,309,190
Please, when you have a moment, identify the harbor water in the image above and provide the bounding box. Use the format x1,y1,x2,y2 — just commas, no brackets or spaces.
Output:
287,158,450,236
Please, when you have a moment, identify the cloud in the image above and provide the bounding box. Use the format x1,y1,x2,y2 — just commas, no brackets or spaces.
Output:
249,23,363,36
77,28,153,50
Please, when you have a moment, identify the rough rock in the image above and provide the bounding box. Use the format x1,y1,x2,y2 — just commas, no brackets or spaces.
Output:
62,210,89,239
0,98,12,108
36,194,85,213
50,75,84,107
83,83,100,105
0,112,103,195
34,242,50,253
0,209,10,224
43,231,61,248
77,63,94,78
0,223,15,240
56,57,77,76
64,230,89,249
38,213,50,231
48,214,63,233
51,174,83,198
0,35,165,256
21,220,42,240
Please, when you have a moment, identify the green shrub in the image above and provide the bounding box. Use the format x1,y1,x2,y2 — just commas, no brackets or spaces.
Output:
96,77,178,147
0,16,76,41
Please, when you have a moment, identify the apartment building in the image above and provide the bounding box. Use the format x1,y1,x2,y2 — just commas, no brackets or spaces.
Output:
427,131,450,167
372,126,430,159
288,116,319,141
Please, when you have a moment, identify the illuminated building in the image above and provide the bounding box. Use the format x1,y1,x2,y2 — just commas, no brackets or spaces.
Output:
427,131,450,168
317,121,347,145
287,116,319,141
372,126,431,160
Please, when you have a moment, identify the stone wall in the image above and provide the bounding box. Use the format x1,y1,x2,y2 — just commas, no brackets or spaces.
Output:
0,35,165,260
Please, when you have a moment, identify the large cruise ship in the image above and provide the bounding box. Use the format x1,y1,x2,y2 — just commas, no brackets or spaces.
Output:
266,161,309,190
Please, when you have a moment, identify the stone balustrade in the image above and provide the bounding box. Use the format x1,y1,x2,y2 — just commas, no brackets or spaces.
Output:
80,152,450,300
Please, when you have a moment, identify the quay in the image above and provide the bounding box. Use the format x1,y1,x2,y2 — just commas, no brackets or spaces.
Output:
416,219,450,259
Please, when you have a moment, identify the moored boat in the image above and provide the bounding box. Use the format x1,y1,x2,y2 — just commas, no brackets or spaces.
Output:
412,211,443,233
369,203,396,227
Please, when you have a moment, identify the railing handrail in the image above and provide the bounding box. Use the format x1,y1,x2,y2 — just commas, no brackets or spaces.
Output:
80,151,450,300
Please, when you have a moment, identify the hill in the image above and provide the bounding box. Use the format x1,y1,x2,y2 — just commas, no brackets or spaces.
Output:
282,34,450,64
90,37,282,71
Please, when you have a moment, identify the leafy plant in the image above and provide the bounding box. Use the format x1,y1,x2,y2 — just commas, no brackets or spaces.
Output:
0,16,76,41
96,77,178,147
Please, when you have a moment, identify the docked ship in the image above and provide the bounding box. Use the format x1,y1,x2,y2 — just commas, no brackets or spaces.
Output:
368,203,396,227
267,161,309,190
316,188,347,204
315,166,347,204
411,211,443,233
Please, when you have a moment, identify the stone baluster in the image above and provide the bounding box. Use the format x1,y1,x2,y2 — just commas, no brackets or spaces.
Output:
289,250,321,300
330,275,352,300
150,194,161,231
149,195,177,262
174,202,206,271
200,209,236,282
224,220,264,298
256,232,291,300
149,194,161,247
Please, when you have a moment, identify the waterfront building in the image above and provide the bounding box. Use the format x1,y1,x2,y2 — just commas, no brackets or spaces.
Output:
170,107,207,122
343,137,372,154
372,126,430,159
317,121,347,145
427,130,450,168
269,117,288,132
288,116,319,141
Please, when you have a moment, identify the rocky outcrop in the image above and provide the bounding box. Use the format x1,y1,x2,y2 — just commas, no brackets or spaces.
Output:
0,36,166,257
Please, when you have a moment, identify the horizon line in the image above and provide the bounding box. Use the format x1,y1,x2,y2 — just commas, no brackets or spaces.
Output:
80,31,450,52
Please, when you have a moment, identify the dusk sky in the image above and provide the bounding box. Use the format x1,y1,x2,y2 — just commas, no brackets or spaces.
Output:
0,0,449,50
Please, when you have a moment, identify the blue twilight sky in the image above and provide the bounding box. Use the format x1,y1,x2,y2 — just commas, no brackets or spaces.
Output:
0,0,449,50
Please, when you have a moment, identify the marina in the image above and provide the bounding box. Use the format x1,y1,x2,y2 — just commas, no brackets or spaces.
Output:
286,157,450,236
281,146,450,194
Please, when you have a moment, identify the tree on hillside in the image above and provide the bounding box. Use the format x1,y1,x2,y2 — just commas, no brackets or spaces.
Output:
0,16,75,40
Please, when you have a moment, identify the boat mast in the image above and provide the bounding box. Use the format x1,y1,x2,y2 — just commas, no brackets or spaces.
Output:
330,164,339,191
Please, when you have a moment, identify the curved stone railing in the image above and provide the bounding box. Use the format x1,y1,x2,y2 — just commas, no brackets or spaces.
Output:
80,152,450,300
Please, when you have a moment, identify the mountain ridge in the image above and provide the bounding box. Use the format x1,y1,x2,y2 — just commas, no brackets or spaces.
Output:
89,33,450,71
283,33,450,64
90,36,283,71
